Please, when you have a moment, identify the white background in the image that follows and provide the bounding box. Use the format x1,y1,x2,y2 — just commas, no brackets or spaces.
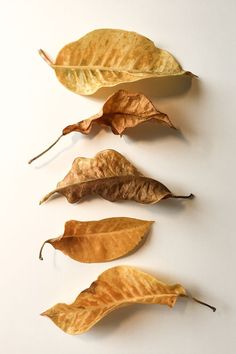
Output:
1,0,236,353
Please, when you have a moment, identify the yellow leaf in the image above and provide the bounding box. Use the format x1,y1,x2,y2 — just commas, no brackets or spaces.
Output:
39,29,193,95
39,217,153,263
41,266,215,334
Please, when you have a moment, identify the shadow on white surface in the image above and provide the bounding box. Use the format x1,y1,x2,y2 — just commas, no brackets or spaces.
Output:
89,75,194,101
125,122,187,143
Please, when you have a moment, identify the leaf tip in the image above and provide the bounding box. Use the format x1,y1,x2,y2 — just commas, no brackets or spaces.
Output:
147,220,155,226
40,310,49,317
39,192,52,205
185,71,199,78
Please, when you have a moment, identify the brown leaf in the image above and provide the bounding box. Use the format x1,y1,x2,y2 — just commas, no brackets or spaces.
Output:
63,90,174,136
28,90,174,164
40,149,193,205
41,266,215,334
39,217,153,263
57,149,142,189
39,29,193,96
41,175,172,205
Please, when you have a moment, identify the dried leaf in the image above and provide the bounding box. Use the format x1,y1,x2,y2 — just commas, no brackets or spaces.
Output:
63,89,174,135
58,148,142,188
29,90,174,164
41,266,216,334
39,29,193,95
40,149,193,205
41,175,171,204
39,217,153,263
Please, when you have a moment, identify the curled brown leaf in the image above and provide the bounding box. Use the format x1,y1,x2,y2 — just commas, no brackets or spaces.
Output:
29,90,174,164
41,266,215,334
62,89,174,136
39,217,154,263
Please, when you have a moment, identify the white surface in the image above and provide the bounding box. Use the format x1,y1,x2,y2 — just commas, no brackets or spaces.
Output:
1,0,236,353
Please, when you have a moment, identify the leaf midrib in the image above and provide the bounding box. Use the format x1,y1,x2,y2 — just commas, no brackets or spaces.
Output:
53,63,183,75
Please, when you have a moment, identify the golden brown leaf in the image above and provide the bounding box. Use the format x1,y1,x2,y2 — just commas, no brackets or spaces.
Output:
41,266,215,334
39,29,192,95
28,90,174,164
40,149,193,205
39,217,153,263
57,149,142,189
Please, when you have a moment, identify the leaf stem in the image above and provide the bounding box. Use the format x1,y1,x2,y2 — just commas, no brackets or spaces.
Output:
172,193,194,199
182,293,216,312
191,296,216,312
38,49,54,67
39,240,47,260
28,134,63,164
185,71,199,78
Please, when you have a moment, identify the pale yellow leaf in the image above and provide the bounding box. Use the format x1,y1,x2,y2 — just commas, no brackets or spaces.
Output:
39,29,193,95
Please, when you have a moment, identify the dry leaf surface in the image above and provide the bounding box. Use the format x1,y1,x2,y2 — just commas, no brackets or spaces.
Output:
40,149,193,205
57,149,142,189
41,266,186,334
63,90,174,136
39,29,191,95
39,217,153,263
29,90,174,164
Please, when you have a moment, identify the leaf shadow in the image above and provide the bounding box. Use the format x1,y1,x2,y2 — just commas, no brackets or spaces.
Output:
89,75,194,102
124,122,187,144
153,196,195,216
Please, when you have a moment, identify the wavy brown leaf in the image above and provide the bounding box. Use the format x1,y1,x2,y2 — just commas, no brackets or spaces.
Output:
58,149,142,188
29,90,174,164
41,266,216,334
39,29,193,96
40,149,193,205
39,217,153,263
